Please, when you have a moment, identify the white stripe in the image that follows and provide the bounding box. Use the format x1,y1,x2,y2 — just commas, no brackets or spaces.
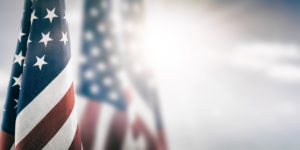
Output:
92,103,116,150
120,88,157,150
119,71,156,134
15,62,73,144
125,77,156,136
128,89,156,135
42,102,78,150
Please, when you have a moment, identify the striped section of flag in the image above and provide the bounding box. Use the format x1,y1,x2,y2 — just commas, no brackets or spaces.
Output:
0,0,82,149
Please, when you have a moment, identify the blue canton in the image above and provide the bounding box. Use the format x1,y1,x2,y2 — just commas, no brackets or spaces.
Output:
79,0,126,110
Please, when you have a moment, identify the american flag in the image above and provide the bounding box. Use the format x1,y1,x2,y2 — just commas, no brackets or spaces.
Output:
119,0,159,125
79,0,128,149
79,0,167,149
120,0,167,149
0,0,82,149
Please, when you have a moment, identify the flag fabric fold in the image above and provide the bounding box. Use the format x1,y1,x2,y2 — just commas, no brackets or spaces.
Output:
1,0,82,149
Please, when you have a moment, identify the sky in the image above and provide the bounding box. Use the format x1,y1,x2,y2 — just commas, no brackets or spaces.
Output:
1,0,300,150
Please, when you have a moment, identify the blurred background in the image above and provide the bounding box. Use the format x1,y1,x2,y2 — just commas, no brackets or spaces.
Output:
1,0,300,150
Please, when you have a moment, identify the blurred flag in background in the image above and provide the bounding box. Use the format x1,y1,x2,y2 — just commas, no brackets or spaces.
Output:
78,0,167,149
120,0,167,149
79,0,128,149
0,0,82,149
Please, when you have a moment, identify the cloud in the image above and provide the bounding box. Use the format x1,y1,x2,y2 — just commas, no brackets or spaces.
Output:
230,42,300,82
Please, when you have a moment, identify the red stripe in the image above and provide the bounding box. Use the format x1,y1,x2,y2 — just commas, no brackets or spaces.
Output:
132,116,160,150
68,126,82,150
124,88,132,105
158,128,168,150
16,83,75,150
80,100,101,150
104,110,128,150
0,130,14,150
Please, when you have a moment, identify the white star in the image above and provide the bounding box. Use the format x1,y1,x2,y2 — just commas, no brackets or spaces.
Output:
39,32,52,47
33,55,47,70
18,29,26,42
90,8,98,17
97,23,106,33
84,70,94,80
90,84,100,94
109,55,118,65
64,10,69,22
14,99,18,109
103,77,112,86
97,62,106,71
14,51,25,66
85,31,93,41
12,74,22,87
90,46,100,56
30,10,38,24
44,8,58,23
109,91,118,101
60,32,68,46
103,38,112,49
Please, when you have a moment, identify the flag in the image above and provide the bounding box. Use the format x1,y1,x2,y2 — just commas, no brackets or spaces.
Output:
78,0,167,149
0,0,82,149
120,0,168,149
79,0,128,149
